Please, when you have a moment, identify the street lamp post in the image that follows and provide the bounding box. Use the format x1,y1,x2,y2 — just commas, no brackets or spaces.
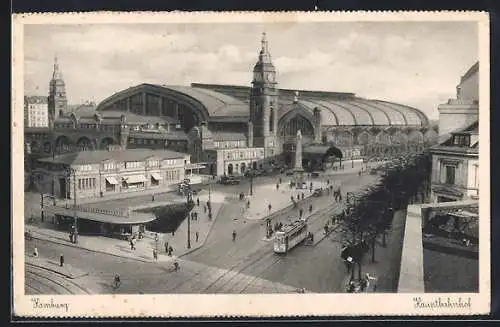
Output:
250,173,253,196
68,167,78,244
186,190,192,249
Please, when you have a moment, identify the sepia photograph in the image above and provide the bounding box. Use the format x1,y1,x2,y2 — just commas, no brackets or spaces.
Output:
12,11,490,317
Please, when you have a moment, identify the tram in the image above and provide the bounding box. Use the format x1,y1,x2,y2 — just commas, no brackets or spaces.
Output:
273,219,308,254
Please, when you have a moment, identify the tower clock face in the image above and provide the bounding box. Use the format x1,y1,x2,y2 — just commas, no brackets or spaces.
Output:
266,72,274,82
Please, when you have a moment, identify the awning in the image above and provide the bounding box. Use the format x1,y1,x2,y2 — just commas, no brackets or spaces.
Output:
105,176,119,185
151,172,162,181
123,175,147,184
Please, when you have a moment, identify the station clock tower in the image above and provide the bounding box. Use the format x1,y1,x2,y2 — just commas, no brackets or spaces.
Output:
250,32,280,163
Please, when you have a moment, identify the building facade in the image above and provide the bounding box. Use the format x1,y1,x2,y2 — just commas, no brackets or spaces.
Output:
430,62,479,203
24,96,49,128
25,33,439,178
33,149,190,200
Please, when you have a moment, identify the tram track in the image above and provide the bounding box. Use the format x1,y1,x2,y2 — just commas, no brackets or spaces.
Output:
25,264,90,295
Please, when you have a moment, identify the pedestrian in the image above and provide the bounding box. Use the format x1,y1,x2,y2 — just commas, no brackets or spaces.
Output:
279,177,282,184
172,230,175,236
247,199,250,208
204,205,207,213
297,194,300,201
232,230,237,242
33,247,38,258
59,254,64,267
276,183,279,191
299,208,303,218
309,204,313,213
130,240,134,250
69,233,73,243
268,203,272,213
152,195,155,202
155,233,159,242
153,249,158,261
168,246,173,256
197,198,200,206
195,231,199,242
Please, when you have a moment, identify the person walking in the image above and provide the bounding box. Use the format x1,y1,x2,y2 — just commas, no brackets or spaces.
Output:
299,208,303,218
309,204,313,214
153,249,158,262
59,254,64,267
168,246,173,256
276,183,279,191
195,231,199,242
164,241,169,253
232,230,237,242
197,198,200,206
297,194,300,201
33,247,38,258
152,195,155,202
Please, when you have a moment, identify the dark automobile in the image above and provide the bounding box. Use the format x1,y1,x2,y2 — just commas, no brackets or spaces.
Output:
220,176,240,185
311,172,320,178
285,170,294,176
312,188,323,197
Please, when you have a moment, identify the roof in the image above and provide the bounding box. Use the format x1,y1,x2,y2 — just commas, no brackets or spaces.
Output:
38,149,189,165
97,83,428,127
211,131,247,141
129,130,188,140
461,61,479,83
160,85,249,117
43,205,155,225
431,121,479,153
25,96,48,104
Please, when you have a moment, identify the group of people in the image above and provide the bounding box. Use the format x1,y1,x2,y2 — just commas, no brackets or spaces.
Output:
346,273,377,293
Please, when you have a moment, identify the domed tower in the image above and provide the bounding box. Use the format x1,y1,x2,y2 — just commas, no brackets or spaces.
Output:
250,32,280,161
47,56,68,125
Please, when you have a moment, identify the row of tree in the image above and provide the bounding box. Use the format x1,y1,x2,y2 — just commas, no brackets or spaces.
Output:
337,151,432,282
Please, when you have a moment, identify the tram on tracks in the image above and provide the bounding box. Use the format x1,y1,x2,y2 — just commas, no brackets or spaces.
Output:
273,219,308,254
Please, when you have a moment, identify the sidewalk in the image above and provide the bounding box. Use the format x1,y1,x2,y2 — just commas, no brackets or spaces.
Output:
27,189,225,263
338,210,407,293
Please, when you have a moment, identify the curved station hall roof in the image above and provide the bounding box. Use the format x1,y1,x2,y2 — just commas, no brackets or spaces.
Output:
97,83,429,127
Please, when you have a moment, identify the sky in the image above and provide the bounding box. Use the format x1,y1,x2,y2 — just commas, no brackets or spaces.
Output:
24,22,478,120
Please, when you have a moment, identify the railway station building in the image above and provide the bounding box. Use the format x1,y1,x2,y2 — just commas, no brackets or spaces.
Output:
25,33,438,179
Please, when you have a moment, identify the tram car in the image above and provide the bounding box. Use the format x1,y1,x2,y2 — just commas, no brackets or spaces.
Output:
273,219,308,254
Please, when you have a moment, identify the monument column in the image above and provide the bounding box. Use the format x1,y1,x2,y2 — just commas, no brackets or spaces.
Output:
293,130,305,189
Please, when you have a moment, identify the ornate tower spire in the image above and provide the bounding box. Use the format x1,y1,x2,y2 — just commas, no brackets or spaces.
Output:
52,55,63,80
258,32,272,64
48,55,68,122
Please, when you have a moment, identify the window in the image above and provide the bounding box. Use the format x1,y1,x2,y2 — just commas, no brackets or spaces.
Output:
78,179,82,190
445,165,456,185
104,162,115,170
151,176,159,186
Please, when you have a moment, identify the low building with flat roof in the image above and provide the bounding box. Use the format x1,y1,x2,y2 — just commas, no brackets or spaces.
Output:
34,148,191,201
